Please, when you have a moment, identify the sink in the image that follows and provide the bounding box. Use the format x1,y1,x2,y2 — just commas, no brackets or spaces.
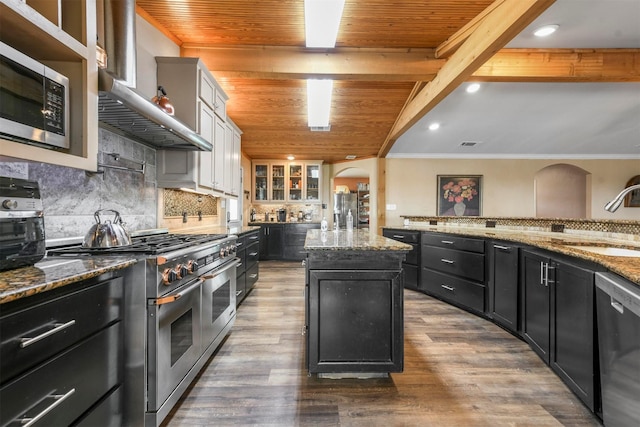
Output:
566,246,640,258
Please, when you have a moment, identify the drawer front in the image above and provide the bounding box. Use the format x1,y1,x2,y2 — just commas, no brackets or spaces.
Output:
421,268,485,313
383,229,419,244
75,386,122,427
246,263,259,290
422,246,485,282
235,234,248,254
1,277,123,383
422,233,485,253
236,249,247,277
245,231,260,246
236,272,247,304
245,243,260,269
0,324,121,426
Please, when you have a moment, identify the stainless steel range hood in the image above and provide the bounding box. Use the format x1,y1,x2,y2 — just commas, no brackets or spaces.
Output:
98,72,212,151
97,0,211,151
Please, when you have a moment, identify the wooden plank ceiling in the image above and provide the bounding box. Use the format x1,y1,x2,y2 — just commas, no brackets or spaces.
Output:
134,0,573,163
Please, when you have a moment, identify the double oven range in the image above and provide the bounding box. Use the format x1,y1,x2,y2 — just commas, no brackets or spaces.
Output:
49,231,238,426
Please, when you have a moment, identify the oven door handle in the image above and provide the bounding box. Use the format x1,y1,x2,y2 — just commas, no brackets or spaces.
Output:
150,279,204,306
200,258,241,280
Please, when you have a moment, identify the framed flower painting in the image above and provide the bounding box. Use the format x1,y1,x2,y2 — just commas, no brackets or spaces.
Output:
437,175,482,216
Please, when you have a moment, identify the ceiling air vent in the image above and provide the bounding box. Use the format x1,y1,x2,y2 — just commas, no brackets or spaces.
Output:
310,125,331,132
460,141,482,147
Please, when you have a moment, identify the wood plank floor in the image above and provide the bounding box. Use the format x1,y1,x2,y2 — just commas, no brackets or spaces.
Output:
162,261,602,426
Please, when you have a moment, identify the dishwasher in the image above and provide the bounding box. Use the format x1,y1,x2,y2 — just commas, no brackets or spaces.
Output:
595,272,640,427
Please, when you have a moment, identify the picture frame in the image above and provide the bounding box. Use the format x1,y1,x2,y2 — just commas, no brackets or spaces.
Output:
437,175,482,216
624,175,640,207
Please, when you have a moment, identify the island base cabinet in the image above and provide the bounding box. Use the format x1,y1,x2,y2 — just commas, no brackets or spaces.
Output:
488,242,519,334
307,269,404,374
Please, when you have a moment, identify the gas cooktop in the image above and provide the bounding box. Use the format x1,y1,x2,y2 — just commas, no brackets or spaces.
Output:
48,233,229,256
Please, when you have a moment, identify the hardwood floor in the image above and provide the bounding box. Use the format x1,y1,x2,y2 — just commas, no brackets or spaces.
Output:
162,261,602,426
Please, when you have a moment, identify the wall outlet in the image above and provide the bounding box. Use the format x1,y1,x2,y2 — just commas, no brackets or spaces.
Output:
386,204,397,211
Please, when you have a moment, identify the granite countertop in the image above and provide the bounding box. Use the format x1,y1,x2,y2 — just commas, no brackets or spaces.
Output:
384,224,640,285
0,256,138,305
305,229,412,252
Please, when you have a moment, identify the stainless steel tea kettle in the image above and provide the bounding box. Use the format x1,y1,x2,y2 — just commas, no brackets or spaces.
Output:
82,209,132,248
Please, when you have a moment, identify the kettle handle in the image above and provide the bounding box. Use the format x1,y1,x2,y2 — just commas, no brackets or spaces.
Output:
94,209,123,224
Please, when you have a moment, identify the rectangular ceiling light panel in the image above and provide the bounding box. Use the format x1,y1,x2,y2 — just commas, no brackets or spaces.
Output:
307,79,333,127
304,0,346,48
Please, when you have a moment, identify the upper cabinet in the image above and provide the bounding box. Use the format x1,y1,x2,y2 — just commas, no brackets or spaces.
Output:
0,0,98,170
156,57,240,197
252,160,322,203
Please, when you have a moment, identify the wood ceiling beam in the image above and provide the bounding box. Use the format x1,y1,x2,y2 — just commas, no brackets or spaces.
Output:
380,0,556,157
181,46,444,81
474,49,640,82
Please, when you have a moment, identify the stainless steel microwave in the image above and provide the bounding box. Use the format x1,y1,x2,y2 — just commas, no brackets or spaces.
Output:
0,41,70,149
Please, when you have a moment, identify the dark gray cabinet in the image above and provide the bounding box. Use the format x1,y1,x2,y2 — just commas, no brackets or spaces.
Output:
235,230,260,305
305,251,405,374
0,273,124,427
488,241,520,333
420,232,486,314
284,223,316,261
382,228,420,290
521,248,603,412
259,224,284,260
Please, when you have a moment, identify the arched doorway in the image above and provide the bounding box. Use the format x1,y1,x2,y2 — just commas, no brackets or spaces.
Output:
535,164,591,218
333,167,370,229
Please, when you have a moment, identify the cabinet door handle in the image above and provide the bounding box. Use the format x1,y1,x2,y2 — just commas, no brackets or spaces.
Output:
249,252,258,256
441,285,455,292
494,245,510,250
392,235,405,239
236,290,243,297
540,261,545,285
249,274,258,279
18,388,76,427
236,242,243,247
236,262,243,268
440,258,455,264
610,297,625,314
546,265,555,286
441,240,454,245
20,320,76,348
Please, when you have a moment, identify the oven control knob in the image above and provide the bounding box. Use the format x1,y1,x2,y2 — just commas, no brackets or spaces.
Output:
180,264,190,277
186,259,197,273
2,199,18,210
229,244,236,255
220,247,227,257
174,264,183,279
162,268,178,285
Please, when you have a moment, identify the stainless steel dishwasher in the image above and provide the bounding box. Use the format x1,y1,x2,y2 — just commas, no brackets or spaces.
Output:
595,272,640,427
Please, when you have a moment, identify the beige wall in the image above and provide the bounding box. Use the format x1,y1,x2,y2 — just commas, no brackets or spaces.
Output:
384,158,640,225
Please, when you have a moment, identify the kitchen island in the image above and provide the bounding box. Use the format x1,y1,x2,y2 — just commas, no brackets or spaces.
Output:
303,229,411,376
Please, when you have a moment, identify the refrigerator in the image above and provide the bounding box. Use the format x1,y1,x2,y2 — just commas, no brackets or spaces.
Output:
333,192,357,229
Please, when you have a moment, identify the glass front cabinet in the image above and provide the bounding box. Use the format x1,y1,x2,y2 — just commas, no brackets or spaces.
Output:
252,161,322,203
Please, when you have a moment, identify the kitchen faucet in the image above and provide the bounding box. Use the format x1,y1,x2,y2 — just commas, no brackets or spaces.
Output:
604,183,640,212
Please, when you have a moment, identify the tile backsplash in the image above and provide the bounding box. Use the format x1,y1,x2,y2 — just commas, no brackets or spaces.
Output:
0,128,158,239
163,189,218,216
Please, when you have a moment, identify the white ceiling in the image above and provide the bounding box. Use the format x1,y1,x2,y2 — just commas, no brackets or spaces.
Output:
389,0,640,159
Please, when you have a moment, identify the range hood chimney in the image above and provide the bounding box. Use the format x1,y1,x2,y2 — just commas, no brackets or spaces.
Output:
97,0,212,151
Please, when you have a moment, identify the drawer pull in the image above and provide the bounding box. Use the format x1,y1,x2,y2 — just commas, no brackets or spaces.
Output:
236,290,243,297
20,320,76,348
441,285,455,292
392,235,405,239
494,245,510,250
440,259,455,264
249,274,258,279
236,262,243,268
236,242,243,247
249,235,259,240
441,240,454,245
249,252,258,256
19,388,76,427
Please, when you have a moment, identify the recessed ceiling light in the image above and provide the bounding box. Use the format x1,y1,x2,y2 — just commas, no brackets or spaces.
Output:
287,155,295,160
533,24,559,37
466,83,481,93
345,155,356,160
428,122,440,131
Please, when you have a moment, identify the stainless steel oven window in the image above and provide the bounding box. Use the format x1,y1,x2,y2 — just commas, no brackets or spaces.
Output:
170,309,194,366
